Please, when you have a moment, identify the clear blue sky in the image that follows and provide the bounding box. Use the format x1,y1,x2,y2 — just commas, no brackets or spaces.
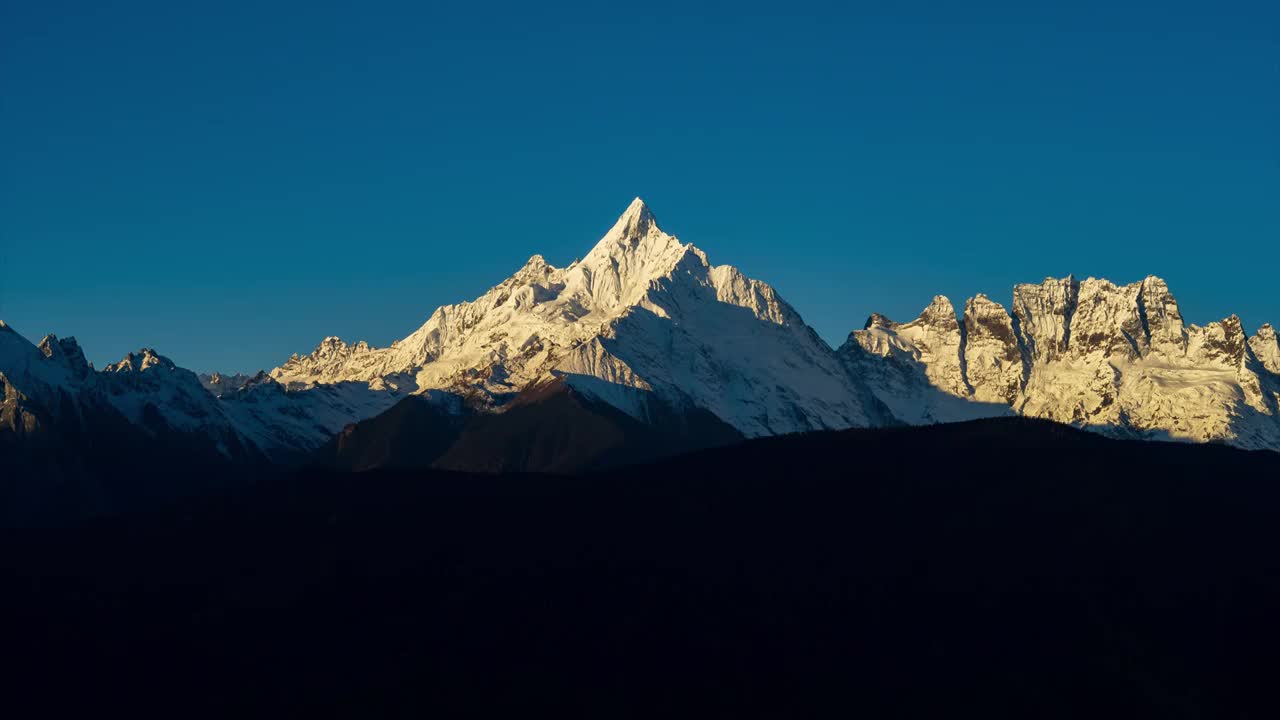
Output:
2,0,1276,373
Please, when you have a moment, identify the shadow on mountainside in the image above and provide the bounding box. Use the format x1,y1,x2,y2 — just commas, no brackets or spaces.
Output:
839,340,1013,425
587,264,896,433
314,377,743,475
308,390,472,471
1,382,268,527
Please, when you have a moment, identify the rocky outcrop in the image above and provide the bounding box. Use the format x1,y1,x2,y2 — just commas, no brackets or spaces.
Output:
1012,276,1078,364
962,294,1023,404
1251,324,1280,375
1139,276,1187,356
853,276,1280,450
845,297,966,395
37,335,92,381
839,297,1010,425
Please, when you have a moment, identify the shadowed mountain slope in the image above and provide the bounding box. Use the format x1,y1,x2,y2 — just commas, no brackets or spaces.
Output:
314,378,744,474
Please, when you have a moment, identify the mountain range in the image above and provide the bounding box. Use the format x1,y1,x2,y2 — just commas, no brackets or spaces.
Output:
3,198,1278,519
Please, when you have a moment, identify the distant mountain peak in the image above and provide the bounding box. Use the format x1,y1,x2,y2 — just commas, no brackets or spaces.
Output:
36,334,61,358
105,348,177,374
1251,324,1280,375
918,296,959,325
37,334,91,380
863,313,894,330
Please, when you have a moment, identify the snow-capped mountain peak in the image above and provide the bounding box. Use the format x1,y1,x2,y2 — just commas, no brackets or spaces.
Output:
606,196,658,241
0,321,76,397
269,198,889,436
571,196,697,315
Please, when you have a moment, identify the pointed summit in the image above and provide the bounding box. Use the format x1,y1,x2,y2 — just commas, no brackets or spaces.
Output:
623,195,652,218
607,196,659,241
1250,323,1280,374
915,296,958,327
579,197,685,282
863,312,895,330
37,335,91,379
37,334,62,359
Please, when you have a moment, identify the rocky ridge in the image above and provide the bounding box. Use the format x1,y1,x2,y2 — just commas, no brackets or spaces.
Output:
842,276,1280,449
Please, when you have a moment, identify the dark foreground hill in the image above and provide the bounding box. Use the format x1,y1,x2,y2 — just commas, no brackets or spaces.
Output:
4,418,1280,717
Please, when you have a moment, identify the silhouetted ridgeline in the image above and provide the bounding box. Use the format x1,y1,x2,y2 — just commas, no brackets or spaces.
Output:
4,418,1280,716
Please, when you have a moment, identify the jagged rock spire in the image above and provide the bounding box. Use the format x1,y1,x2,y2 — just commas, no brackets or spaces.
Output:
37,334,92,380
1251,324,1280,374
105,348,178,374
962,294,1023,404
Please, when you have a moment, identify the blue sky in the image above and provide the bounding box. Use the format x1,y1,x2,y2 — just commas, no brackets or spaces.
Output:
2,0,1276,373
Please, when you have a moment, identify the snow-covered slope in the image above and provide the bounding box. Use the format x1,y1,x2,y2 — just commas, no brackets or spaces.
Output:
99,349,248,450
1,323,285,522
200,372,255,397
215,372,423,459
1,321,78,409
273,198,890,437
838,300,1012,424
1,321,260,459
842,276,1280,450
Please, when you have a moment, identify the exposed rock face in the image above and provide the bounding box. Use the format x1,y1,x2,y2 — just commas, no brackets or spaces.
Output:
880,297,967,397
275,337,378,386
840,297,1010,425
862,296,968,398
1069,278,1148,359
850,276,1280,450
37,335,92,381
1251,324,1280,375
1140,276,1187,356
1012,276,1078,364
962,294,1023,405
